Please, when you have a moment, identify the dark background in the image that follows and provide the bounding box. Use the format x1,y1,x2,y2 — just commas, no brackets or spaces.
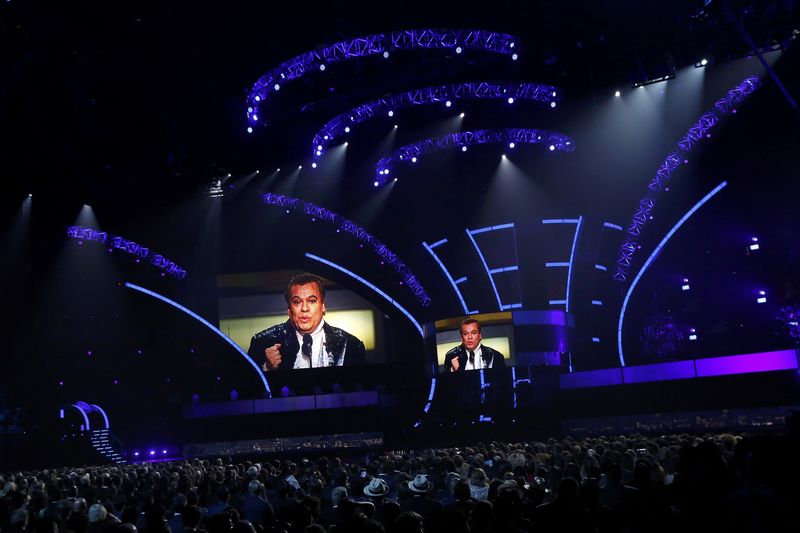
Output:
1,0,799,465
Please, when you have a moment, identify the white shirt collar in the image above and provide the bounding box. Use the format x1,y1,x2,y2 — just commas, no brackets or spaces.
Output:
293,320,327,369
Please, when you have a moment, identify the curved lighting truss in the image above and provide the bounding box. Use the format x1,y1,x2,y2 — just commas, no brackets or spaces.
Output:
247,29,520,128
616,181,727,367
375,128,575,185
312,81,560,155
262,193,431,306
613,76,760,281
67,225,187,279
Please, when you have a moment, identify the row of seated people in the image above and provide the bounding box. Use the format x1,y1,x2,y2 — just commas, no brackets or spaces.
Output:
1,431,799,533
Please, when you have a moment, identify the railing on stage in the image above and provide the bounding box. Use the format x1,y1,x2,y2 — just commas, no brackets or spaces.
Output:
183,391,380,419
182,431,383,458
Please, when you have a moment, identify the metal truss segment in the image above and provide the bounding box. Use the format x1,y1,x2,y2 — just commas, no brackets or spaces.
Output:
313,81,560,155
263,194,430,306
247,29,521,128
376,128,574,184
613,76,760,282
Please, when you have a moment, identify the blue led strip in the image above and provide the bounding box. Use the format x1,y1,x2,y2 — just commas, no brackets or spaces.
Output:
542,218,580,224
604,222,623,230
422,240,476,315
376,128,574,185
414,376,438,428
313,81,560,154
489,266,518,274
595,264,608,271
304,253,424,336
124,282,271,397
248,29,520,128
511,366,518,409
423,377,437,413
542,218,581,310
264,193,430,306
566,216,583,313
617,181,728,366
466,223,523,310
467,228,503,311
90,404,110,429
71,404,91,431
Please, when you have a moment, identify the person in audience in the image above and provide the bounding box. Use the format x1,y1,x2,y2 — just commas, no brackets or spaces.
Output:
399,475,442,531
6,431,800,533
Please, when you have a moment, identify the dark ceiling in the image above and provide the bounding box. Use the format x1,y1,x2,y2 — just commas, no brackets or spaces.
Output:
2,0,797,209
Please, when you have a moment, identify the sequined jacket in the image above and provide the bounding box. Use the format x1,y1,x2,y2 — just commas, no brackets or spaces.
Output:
247,320,366,371
444,344,505,372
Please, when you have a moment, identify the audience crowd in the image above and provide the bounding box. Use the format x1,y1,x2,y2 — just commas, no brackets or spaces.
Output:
1,432,797,533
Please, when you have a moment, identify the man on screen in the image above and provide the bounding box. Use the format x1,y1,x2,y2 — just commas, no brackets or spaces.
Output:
247,273,366,371
444,318,505,372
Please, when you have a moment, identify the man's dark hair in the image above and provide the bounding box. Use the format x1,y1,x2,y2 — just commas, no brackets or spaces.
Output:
460,317,481,334
284,273,326,304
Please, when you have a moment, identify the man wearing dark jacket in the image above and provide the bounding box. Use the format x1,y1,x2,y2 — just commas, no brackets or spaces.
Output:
247,273,366,371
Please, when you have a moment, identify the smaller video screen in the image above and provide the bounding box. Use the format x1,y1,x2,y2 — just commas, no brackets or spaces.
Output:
434,312,515,373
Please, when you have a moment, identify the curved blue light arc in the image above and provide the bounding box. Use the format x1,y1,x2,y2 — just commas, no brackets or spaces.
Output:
422,241,472,315
71,404,91,431
466,229,503,311
304,253,424,336
90,404,110,429
124,282,271,397
617,181,728,367
566,216,583,313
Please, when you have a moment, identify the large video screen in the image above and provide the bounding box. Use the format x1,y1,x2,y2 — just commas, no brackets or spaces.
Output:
434,312,516,373
218,271,385,372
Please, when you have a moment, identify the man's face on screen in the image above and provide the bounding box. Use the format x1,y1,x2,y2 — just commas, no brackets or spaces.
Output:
288,282,326,334
460,323,481,351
